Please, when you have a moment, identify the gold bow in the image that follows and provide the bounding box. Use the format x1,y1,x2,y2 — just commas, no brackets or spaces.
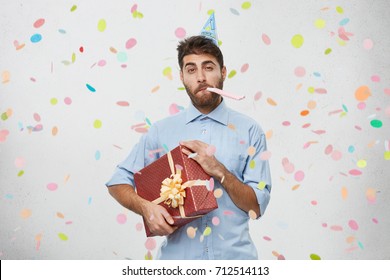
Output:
152,150,206,218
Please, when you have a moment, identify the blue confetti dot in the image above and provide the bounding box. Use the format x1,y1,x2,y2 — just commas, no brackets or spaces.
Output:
339,18,350,26
86,83,96,92
58,29,67,34
313,72,321,77
230,8,240,15
95,150,101,160
30,33,42,43
348,145,355,153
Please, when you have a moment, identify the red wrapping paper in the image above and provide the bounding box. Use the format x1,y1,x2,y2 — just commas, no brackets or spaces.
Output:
134,145,218,236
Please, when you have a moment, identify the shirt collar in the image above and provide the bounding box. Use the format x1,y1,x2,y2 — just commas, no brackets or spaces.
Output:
185,99,229,126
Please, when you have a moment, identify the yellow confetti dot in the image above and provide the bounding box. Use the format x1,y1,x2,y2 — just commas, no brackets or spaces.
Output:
97,19,107,32
50,98,58,105
314,19,326,29
257,181,266,190
203,226,212,236
357,160,367,168
58,233,68,241
336,6,344,14
93,119,102,129
291,34,304,48
242,2,252,9
384,151,390,160
249,160,256,169
308,87,315,94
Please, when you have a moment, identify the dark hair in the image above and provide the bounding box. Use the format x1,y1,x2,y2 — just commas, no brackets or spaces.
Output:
177,36,224,70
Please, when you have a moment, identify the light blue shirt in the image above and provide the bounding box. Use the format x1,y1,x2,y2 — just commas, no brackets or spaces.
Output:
106,99,272,259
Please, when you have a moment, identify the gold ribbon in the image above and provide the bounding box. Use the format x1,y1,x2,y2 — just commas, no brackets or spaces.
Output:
152,150,207,218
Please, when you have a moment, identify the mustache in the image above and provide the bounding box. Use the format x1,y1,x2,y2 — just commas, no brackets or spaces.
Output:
196,84,213,93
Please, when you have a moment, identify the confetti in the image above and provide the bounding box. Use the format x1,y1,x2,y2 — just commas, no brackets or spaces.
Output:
363,38,374,50
294,170,305,182
125,38,137,49
70,5,77,12
254,91,262,100
248,210,257,220
310,254,321,260
187,227,197,239
366,188,376,203
145,237,156,250
33,18,45,28
314,19,326,29
97,19,107,32
341,186,348,200
349,169,362,176
227,70,237,79
93,119,102,129
348,220,359,231
116,101,129,106
294,66,306,77
20,208,32,219
30,34,42,43
47,182,58,191
86,84,96,92
242,2,251,9
163,67,173,80
116,213,127,224
266,97,277,106
261,33,271,45
175,27,186,39
203,226,212,236
58,233,68,241
214,189,223,198
240,63,249,73
370,119,382,128
212,216,220,226
257,181,266,190
291,34,304,48
2,70,10,83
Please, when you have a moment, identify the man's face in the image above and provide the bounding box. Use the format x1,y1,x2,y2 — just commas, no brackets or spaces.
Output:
180,53,226,114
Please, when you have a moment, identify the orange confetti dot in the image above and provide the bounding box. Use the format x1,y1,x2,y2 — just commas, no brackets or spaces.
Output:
35,233,43,241
341,186,348,200
346,236,356,244
109,47,118,54
151,85,160,93
300,110,310,116
296,83,303,91
265,130,273,140
266,97,277,106
56,212,65,219
52,126,58,136
307,100,317,110
20,208,32,219
355,85,371,101
227,123,236,130
292,184,300,191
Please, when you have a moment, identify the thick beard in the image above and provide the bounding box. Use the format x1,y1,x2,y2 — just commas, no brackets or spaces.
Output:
184,77,224,109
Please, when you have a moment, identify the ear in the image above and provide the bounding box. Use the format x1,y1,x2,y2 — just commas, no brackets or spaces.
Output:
221,66,227,81
180,70,184,82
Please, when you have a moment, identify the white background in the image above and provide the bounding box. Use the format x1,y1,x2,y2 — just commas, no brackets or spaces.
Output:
1,0,389,260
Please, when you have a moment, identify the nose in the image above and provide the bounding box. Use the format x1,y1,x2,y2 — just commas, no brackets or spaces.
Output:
196,69,206,83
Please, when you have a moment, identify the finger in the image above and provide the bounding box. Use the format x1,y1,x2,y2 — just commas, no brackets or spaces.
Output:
159,207,174,225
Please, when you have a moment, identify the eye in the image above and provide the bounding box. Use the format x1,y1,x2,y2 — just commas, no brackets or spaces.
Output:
187,68,196,74
205,65,214,71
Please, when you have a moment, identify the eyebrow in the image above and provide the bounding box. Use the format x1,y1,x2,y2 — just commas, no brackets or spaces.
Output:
184,60,217,68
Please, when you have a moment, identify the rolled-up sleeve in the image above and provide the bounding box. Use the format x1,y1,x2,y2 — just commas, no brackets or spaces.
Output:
242,125,272,217
105,126,159,188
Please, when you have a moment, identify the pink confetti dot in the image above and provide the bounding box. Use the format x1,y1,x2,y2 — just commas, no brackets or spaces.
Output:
240,63,249,73
47,182,58,191
254,91,262,101
311,200,318,206
294,66,306,77
116,101,130,107
324,144,333,155
15,157,26,168
209,177,215,191
349,169,362,176
212,216,220,226
0,129,10,142
175,27,186,39
145,237,156,250
330,225,343,231
357,102,366,110
33,113,41,122
263,236,272,241
116,213,127,224
348,219,359,231
371,75,380,82
125,38,137,49
131,4,138,13
135,223,143,231
64,97,72,105
33,18,45,28
322,223,328,228
260,150,272,160
331,150,342,161
282,121,291,126
372,218,378,224
363,38,373,50
294,170,305,182
384,88,390,96
261,33,271,45
169,103,180,115
97,60,106,67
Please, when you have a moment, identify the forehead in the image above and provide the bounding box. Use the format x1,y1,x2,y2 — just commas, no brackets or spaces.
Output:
182,53,220,67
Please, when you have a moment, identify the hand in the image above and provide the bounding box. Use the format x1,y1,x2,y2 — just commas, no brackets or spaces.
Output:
141,201,178,236
180,140,226,180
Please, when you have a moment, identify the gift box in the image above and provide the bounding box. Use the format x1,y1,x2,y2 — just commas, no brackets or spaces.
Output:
134,145,218,236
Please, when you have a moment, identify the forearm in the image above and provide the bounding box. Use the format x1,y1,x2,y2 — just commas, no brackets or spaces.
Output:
107,184,147,216
215,166,261,218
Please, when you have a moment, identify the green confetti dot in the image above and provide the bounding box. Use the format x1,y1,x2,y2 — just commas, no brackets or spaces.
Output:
1,112,8,120
291,34,304,48
132,11,144,19
93,119,102,129
342,104,348,112
50,98,58,105
310,253,321,260
58,233,68,241
228,70,237,79
370,119,382,128
178,87,185,91
384,151,390,160
242,2,252,9
117,52,128,62
336,6,344,14
308,87,315,94
70,5,77,12
257,181,266,190
17,170,24,177
71,53,76,63
203,226,212,236
97,19,107,32
249,159,256,169
325,48,332,55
